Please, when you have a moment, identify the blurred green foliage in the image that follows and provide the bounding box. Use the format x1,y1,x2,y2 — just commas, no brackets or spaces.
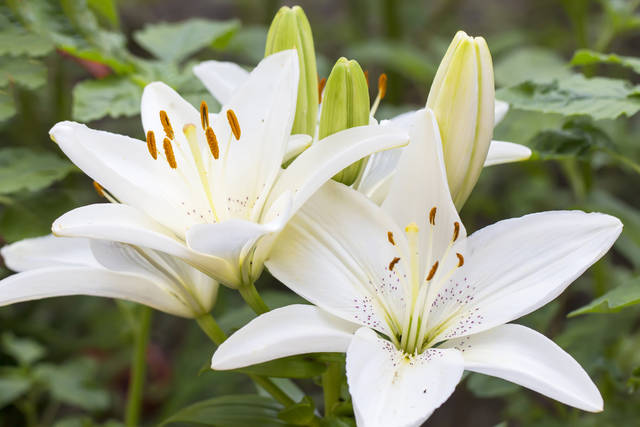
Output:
1,0,640,426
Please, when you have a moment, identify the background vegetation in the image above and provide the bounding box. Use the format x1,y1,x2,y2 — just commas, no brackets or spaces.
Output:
1,0,639,425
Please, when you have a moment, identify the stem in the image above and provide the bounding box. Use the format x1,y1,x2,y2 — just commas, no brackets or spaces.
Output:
238,282,270,314
322,362,344,416
125,306,152,427
249,375,295,407
195,312,227,345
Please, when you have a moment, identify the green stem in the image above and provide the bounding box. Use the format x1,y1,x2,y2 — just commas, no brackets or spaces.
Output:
249,375,295,407
322,362,344,416
125,306,152,427
239,282,270,314
195,312,227,345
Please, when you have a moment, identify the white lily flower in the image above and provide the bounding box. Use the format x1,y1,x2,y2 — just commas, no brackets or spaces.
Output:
49,50,408,291
0,235,217,318
210,109,621,427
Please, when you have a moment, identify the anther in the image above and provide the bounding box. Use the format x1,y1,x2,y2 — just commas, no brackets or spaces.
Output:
159,110,174,140
429,207,437,225
378,73,387,100
456,253,464,267
318,77,327,104
205,126,219,159
452,222,460,242
93,181,105,198
200,101,209,129
146,130,158,160
387,231,396,246
227,109,241,140
163,137,177,169
426,261,439,281
389,257,401,271
364,70,369,88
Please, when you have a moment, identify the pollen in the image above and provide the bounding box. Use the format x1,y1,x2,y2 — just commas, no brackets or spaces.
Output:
364,70,369,87
145,130,157,160
318,77,327,104
389,257,401,271
429,207,437,225
206,126,219,159
163,137,177,169
200,101,209,129
378,73,387,100
387,231,396,246
92,181,105,198
227,109,241,140
426,261,439,281
452,222,460,242
456,253,464,267
159,110,174,140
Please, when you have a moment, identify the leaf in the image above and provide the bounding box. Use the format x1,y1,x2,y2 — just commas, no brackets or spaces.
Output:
571,49,640,74
1,332,46,366
133,19,239,63
0,56,46,89
569,276,640,316
497,74,640,120
278,396,315,425
0,371,32,409
87,0,119,28
232,355,327,379
53,417,125,427
161,395,294,427
494,47,572,87
466,372,519,398
72,76,142,121
0,87,15,121
0,24,55,57
0,148,76,195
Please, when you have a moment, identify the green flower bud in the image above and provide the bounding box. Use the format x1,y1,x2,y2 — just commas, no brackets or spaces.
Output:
265,5,318,136
426,30,495,209
318,57,370,186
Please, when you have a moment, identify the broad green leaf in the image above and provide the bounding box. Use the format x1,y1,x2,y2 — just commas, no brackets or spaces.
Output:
0,56,46,89
87,0,119,28
497,74,640,120
466,372,518,398
1,332,46,366
528,117,612,161
133,19,239,63
571,49,640,74
72,76,142,121
278,396,315,425
569,276,640,316
0,371,32,409
161,395,294,426
0,24,54,57
0,148,76,195
494,47,572,87
0,88,15,121
232,355,327,379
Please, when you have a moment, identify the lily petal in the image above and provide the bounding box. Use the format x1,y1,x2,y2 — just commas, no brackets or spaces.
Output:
283,134,312,164
347,327,464,427
355,147,402,205
1,235,100,271
494,100,509,125
212,304,359,370
193,60,250,105
442,324,603,412
484,141,532,167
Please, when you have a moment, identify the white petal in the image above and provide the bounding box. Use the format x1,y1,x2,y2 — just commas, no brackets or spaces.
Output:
193,60,250,105
1,235,100,271
0,267,193,317
269,124,409,216
212,304,359,370
494,100,509,125
382,108,465,279
355,147,402,205
283,134,312,164
53,203,240,287
430,211,622,342
442,324,603,412
347,328,464,427
484,141,532,167
267,181,409,336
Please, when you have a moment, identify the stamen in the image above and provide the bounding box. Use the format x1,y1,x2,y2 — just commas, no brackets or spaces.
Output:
364,70,369,87
456,253,464,267
159,110,174,140
378,73,387,100
318,77,327,104
200,101,209,129
452,222,460,242
389,257,401,271
429,207,437,225
226,109,241,140
206,126,219,159
426,261,439,281
146,130,158,160
387,231,396,246
93,181,105,198
163,137,177,169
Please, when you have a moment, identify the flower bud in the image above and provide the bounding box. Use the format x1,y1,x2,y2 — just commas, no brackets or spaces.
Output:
318,57,370,186
265,5,318,136
426,31,494,209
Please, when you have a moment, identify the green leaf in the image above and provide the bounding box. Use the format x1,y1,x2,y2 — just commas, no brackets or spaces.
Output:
133,19,239,63
232,355,327,379
53,416,125,427
568,276,640,316
72,76,142,121
494,47,572,87
278,396,315,425
466,372,518,398
161,395,294,426
571,49,640,74
497,74,640,120
0,87,15,121
0,24,54,57
0,148,76,195
1,332,46,366
0,56,46,89
87,0,119,28
0,371,32,409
